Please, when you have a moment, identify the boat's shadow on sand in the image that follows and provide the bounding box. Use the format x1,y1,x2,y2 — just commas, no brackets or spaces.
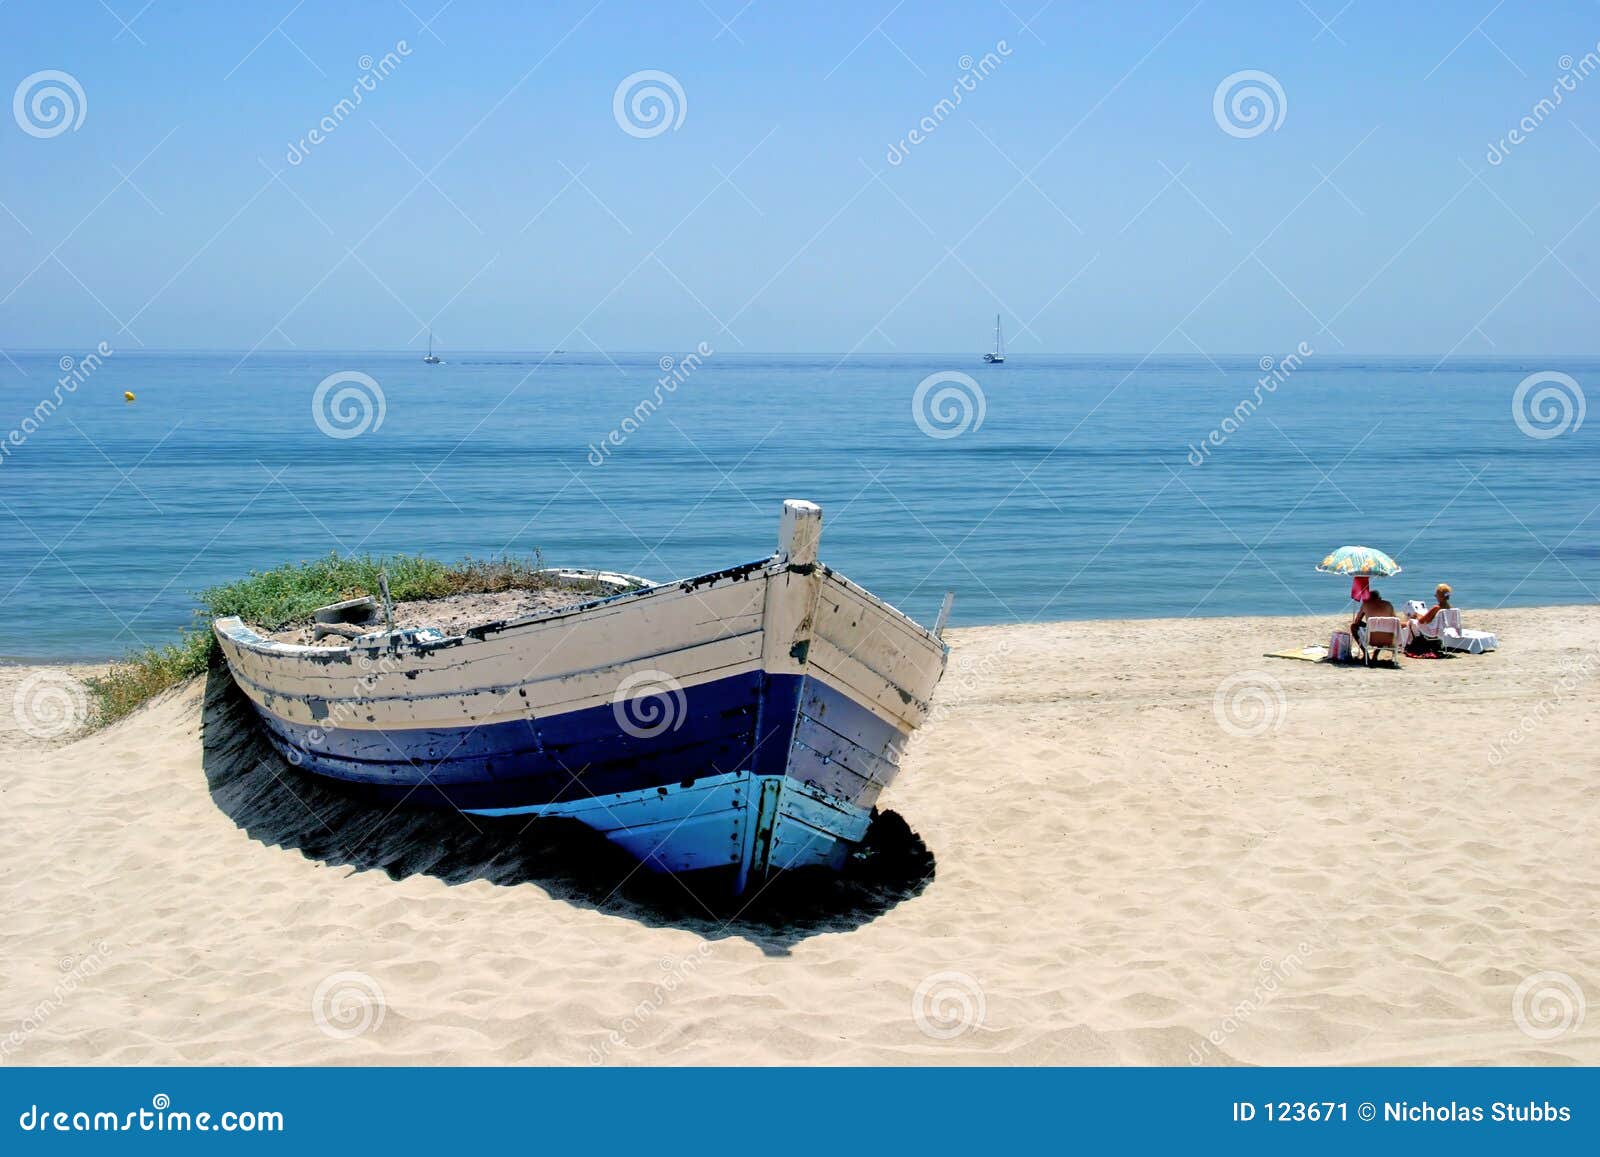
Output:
200,664,935,955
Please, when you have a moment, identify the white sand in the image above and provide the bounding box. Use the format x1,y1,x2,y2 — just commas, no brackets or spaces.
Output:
0,663,106,756
1,606,1595,1065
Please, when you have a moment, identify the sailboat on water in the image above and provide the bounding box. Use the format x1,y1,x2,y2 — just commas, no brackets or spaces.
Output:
983,314,1005,363
423,333,442,365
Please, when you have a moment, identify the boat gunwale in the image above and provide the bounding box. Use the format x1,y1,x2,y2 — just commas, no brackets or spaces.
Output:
212,557,949,664
213,559,771,661
815,564,949,655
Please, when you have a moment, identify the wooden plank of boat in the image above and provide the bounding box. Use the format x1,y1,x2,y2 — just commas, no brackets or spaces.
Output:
213,499,948,893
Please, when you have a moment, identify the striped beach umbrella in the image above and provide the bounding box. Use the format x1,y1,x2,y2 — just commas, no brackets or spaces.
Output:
1316,545,1402,577
1318,544,1401,602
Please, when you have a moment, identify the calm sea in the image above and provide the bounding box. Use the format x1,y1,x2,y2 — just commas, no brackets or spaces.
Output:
1,351,1594,661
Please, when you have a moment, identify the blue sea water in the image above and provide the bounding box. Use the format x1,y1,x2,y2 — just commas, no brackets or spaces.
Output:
0,351,1594,661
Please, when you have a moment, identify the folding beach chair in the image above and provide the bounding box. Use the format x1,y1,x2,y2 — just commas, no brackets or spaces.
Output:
1430,607,1460,645
1358,615,1404,667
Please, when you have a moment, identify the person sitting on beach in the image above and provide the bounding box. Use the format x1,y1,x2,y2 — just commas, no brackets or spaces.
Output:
1351,588,1405,660
1407,584,1454,651
1412,583,1453,627
1351,588,1401,635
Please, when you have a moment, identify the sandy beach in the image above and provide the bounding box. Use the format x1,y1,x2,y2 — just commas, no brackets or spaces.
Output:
2,605,1595,1066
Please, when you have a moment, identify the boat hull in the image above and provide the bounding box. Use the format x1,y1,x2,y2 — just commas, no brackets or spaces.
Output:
213,503,947,891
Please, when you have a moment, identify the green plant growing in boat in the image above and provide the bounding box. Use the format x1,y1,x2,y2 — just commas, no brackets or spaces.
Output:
85,550,612,727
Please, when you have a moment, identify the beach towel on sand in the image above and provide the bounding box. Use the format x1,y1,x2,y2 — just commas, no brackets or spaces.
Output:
1263,645,1331,662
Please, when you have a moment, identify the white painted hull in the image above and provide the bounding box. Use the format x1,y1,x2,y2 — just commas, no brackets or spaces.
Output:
213,501,948,893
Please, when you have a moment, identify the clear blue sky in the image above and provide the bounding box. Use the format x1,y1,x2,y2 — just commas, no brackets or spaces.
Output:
3,0,1599,354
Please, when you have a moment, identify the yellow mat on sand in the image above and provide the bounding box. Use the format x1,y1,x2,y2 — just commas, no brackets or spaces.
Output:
1263,645,1331,662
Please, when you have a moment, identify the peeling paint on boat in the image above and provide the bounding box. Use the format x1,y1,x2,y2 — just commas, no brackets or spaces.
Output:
212,500,948,893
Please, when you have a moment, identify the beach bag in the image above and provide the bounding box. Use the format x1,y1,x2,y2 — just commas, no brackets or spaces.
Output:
1329,630,1352,662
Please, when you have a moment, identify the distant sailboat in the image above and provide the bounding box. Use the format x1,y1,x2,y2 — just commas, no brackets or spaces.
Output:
983,314,1005,363
423,333,442,365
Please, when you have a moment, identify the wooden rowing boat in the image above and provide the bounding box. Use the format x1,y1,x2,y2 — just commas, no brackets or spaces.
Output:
213,500,949,894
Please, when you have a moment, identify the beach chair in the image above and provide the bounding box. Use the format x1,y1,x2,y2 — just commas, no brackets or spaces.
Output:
1435,607,1499,653
1433,607,1461,645
1358,616,1404,666
1407,605,1444,652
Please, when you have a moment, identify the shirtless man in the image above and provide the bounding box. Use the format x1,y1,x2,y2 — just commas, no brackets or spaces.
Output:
1351,588,1405,663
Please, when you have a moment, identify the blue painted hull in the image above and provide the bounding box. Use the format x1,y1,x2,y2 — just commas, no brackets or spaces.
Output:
256,670,774,805
245,669,912,880
254,670,902,810
244,668,908,870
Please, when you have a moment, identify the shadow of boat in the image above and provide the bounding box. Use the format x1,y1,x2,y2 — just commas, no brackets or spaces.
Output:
199,660,935,955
